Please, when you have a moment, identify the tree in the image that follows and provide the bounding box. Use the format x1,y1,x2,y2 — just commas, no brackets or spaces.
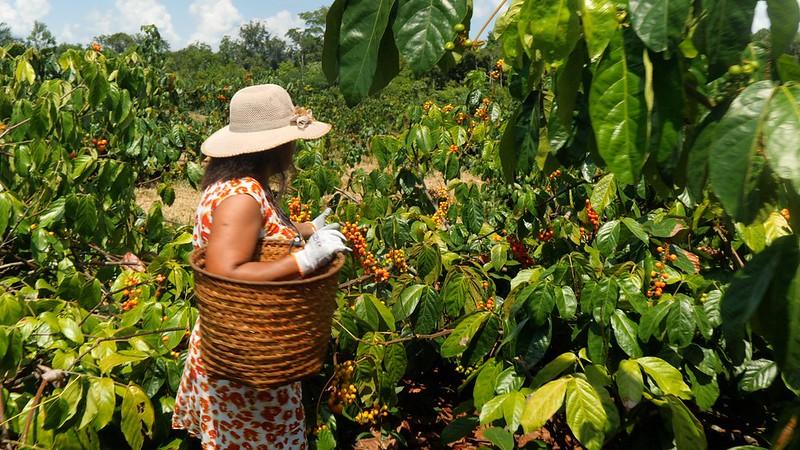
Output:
0,23,14,45
26,21,55,49
287,7,328,64
220,21,288,70
94,32,137,54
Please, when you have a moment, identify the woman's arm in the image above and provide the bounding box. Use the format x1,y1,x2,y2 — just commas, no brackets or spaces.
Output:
292,221,316,239
205,195,301,281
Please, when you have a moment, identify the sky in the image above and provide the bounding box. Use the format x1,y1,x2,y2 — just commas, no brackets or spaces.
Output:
0,0,777,50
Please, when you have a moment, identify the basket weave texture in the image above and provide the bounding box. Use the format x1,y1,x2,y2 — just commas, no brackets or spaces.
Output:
189,239,344,389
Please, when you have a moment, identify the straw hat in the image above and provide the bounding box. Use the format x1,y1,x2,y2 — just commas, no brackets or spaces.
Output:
201,84,331,157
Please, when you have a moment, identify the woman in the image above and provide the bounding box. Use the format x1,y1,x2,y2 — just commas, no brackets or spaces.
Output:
172,84,348,450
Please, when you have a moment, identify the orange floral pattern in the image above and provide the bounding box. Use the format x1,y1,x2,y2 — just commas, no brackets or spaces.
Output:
174,176,307,449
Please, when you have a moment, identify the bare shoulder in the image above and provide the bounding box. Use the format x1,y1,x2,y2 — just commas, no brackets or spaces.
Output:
212,194,263,224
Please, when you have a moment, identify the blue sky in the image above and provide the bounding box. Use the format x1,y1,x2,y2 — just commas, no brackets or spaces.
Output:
0,0,776,50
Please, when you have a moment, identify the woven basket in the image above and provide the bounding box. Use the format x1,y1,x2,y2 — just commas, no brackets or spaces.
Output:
189,239,344,389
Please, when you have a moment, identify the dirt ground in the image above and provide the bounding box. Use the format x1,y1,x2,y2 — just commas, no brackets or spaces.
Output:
135,181,200,226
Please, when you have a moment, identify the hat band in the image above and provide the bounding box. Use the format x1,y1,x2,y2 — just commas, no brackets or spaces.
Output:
228,106,316,133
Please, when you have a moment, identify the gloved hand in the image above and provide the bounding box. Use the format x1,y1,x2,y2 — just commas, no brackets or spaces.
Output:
292,224,349,275
310,208,337,233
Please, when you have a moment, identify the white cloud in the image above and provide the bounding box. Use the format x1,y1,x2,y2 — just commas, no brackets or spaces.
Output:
0,0,51,37
255,10,305,40
187,0,242,48
79,0,180,47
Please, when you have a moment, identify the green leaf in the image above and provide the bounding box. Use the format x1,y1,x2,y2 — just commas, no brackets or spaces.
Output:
664,395,707,450
491,243,508,271
596,220,621,255
686,365,719,411
581,0,618,60
322,0,347,83
58,317,84,344
738,359,778,392
767,0,799,57
92,378,115,430
611,309,643,358
442,269,482,316
461,197,485,234
441,312,489,358
636,356,692,399
414,287,442,334
628,0,690,52
338,0,395,104
15,59,35,85
667,295,696,348
694,0,757,77
384,344,407,384
764,84,800,196
720,236,785,339
707,81,774,221
499,91,539,182
566,377,607,450
502,391,526,433
531,352,578,388
121,385,154,450
392,0,467,72
520,0,581,62
555,286,577,320
441,416,479,444
366,294,396,331
615,359,644,409
621,218,648,244
589,30,648,185
99,351,148,373
521,377,568,433
590,173,616,215
480,393,508,424
394,284,425,321
474,359,502,408
483,427,514,450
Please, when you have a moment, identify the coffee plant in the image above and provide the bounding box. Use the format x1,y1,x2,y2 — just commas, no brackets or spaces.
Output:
0,0,798,449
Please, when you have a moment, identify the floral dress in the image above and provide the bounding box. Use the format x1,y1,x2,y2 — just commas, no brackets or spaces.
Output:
172,176,307,450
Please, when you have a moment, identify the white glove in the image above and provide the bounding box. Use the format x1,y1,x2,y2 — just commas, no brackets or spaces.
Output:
311,208,336,232
292,225,349,275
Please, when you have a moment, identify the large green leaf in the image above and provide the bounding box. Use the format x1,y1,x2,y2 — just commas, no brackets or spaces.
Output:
384,344,408,384
767,0,800,57
322,0,348,83
338,0,396,104
530,352,578,388
519,0,580,62
628,0,690,52
764,84,800,196
441,312,490,357
499,91,539,181
753,236,800,389
637,356,692,399
392,0,467,72
589,30,648,185
738,359,778,392
520,377,568,433
611,309,643,358
664,395,707,450
708,81,774,220
393,284,425,321
616,359,644,409
581,0,618,60
474,359,502,408
589,173,616,215
694,0,758,77
414,287,442,334
720,236,784,339
483,426,514,450
667,295,696,348
565,377,607,450
120,385,154,450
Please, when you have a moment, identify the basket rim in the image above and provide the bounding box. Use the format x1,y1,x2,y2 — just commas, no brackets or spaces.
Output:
189,247,345,286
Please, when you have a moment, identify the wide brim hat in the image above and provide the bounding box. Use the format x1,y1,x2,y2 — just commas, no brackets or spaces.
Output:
201,84,331,158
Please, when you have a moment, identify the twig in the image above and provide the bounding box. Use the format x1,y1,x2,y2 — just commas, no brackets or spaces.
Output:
332,318,452,346
0,261,26,271
713,222,745,269
473,0,508,40
333,186,360,203
339,274,373,289
20,379,47,445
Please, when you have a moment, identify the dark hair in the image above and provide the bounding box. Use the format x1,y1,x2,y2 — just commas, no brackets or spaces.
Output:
200,142,296,198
